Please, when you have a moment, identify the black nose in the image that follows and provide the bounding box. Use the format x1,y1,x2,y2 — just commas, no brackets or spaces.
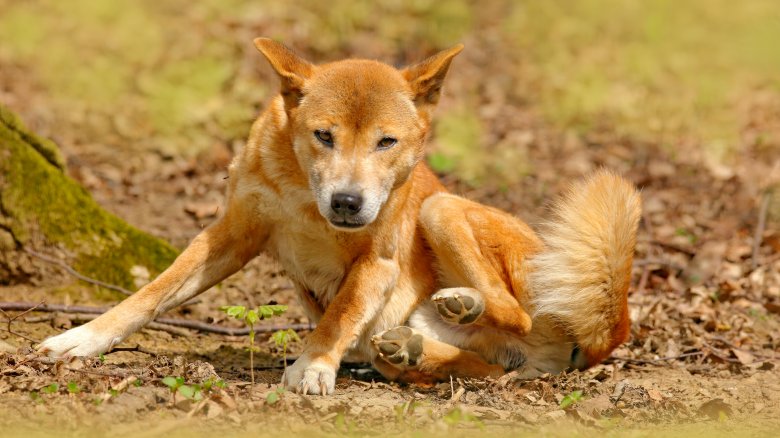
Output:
331,192,363,216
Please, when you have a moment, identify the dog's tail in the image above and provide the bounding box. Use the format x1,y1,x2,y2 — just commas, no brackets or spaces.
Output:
527,170,641,368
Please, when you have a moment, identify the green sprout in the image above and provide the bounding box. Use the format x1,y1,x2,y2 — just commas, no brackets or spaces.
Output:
220,304,287,386
66,381,80,394
560,390,584,409
42,383,58,394
266,387,285,405
270,328,301,372
161,376,198,404
161,376,225,405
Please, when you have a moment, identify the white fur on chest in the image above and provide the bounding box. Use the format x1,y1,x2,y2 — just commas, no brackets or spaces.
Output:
267,222,346,308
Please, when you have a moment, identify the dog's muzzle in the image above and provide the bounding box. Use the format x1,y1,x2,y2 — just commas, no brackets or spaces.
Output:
329,192,366,229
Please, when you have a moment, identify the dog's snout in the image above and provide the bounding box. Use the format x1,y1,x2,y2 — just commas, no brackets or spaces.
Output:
331,192,363,216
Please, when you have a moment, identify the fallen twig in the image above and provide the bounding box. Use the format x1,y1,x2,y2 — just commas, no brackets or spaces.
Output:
65,366,131,379
0,301,44,344
63,314,192,337
609,351,704,365
24,248,133,296
0,301,315,336
106,345,157,355
649,240,696,256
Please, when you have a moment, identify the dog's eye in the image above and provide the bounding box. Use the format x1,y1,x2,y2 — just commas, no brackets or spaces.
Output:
314,130,334,147
377,137,397,150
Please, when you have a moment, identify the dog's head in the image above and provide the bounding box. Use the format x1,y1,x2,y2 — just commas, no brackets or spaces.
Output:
254,38,462,231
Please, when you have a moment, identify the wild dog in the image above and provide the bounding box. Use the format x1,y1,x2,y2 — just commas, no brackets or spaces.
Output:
38,39,641,394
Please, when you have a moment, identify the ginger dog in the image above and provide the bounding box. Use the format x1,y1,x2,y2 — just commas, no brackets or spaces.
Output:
39,39,641,394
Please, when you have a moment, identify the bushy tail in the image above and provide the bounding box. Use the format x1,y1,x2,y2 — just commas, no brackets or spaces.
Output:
528,170,641,367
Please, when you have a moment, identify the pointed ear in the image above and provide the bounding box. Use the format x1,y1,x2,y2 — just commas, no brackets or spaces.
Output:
402,44,464,108
253,38,314,109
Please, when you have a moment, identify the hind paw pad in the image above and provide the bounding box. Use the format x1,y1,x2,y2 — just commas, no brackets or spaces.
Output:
371,326,423,369
432,288,484,325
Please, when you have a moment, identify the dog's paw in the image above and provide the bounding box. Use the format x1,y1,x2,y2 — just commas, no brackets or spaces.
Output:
282,354,337,395
37,324,119,359
371,326,423,369
432,287,484,325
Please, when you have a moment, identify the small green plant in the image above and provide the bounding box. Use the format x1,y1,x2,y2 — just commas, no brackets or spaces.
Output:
560,390,584,409
220,304,287,385
162,376,184,404
266,387,285,405
42,383,58,394
66,381,80,394
270,328,300,371
29,391,42,404
161,376,225,405
201,377,226,392
98,353,105,363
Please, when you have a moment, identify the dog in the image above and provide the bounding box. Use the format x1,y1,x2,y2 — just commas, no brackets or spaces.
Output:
38,39,641,395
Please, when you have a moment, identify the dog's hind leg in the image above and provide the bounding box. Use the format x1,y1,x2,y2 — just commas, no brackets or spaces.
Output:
419,193,541,337
38,196,268,359
371,326,504,381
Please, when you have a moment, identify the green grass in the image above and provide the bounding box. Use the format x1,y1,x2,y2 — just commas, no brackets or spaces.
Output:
504,0,780,159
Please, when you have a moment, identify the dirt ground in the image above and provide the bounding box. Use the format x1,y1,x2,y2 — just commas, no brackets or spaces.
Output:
2,138,779,436
2,1,780,436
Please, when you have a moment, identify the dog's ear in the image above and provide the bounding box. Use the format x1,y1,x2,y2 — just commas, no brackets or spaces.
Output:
402,44,464,109
254,38,314,110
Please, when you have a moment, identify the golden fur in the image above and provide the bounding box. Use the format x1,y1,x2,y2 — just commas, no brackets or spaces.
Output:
39,39,641,394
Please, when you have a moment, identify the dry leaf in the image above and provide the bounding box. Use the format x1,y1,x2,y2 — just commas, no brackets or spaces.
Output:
731,349,755,365
647,388,664,402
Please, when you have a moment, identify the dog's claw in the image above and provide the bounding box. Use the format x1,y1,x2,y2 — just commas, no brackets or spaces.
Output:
281,355,336,395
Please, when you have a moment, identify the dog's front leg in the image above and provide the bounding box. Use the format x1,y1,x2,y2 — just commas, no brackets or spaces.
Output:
283,255,398,395
38,201,267,358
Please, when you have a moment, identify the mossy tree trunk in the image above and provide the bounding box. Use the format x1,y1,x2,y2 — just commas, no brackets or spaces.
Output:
0,105,177,293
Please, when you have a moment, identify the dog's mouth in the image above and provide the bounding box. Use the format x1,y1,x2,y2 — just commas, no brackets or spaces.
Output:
328,218,367,230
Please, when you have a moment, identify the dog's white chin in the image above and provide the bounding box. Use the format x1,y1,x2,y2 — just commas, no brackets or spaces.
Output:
327,219,369,232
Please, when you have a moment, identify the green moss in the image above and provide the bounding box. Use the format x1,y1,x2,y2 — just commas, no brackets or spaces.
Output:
0,105,178,292
0,106,65,170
